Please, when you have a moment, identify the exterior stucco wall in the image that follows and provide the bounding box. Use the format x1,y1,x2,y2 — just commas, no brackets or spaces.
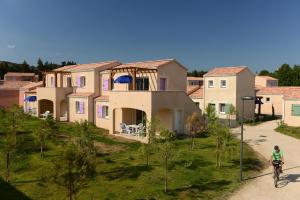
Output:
71,71,95,94
69,96,93,122
236,69,255,121
94,101,111,130
256,94,283,116
204,76,237,119
283,99,300,126
0,89,20,108
190,98,204,114
157,62,187,91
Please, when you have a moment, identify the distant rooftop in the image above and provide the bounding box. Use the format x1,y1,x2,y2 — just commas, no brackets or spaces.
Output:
256,75,278,81
5,72,36,77
187,76,203,80
204,66,247,77
0,81,32,90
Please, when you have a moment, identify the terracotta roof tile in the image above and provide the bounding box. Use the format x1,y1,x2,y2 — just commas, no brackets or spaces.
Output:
204,66,247,77
5,72,36,77
0,81,32,90
256,75,277,81
68,92,94,97
95,96,109,102
187,76,203,81
188,86,203,99
113,59,187,70
55,61,121,72
20,81,43,90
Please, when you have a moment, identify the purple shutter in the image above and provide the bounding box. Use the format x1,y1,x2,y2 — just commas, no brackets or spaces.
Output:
103,79,109,91
76,76,81,87
79,102,84,114
97,105,102,118
51,77,54,87
160,78,166,90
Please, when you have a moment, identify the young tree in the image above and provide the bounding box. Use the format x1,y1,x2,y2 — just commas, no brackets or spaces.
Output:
226,105,236,127
141,118,160,166
205,105,232,168
2,106,24,182
186,112,205,149
157,129,176,193
53,121,96,200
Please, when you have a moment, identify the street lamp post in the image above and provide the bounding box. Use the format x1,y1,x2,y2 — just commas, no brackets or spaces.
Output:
240,96,254,182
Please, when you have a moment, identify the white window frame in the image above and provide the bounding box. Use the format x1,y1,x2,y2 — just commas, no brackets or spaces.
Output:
219,103,226,114
208,80,214,88
80,76,86,88
220,80,227,88
103,106,109,118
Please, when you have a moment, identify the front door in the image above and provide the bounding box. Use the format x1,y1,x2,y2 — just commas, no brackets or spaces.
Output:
174,109,183,134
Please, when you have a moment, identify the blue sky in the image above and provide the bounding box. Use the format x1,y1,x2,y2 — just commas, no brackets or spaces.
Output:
0,0,300,72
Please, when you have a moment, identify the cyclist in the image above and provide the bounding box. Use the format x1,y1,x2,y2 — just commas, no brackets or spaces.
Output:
270,145,284,173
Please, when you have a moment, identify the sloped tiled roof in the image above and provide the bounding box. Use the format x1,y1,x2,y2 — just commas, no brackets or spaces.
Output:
256,75,278,81
114,59,187,70
256,86,300,100
95,96,109,102
204,66,247,77
0,81,32,90
187,85,203,99
20,81,43,90
68,92,94,97
187,76,203,81
5,72,36,77
55,61,121,72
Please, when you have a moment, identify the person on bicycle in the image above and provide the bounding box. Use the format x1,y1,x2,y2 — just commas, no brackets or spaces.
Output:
270,145,284,173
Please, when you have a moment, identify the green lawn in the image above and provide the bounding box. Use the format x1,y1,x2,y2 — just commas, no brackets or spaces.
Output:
275,123,300,140
0,112,264,200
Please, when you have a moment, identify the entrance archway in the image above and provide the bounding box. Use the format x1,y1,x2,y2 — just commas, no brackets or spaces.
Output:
38,99,54,116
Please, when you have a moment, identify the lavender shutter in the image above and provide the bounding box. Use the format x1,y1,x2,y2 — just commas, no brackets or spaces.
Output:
103,79,109,91
76,76,81,87
160,78,166,90
97,105,102,118
79,102,84,114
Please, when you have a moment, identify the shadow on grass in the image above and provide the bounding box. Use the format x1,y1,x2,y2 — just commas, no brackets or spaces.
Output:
231,157,264,171
167,180,231,197
101,165,153,180
0,178,32,200
174,158,213,170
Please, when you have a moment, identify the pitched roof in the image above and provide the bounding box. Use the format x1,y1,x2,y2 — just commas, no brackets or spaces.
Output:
204,66,247,77
68,92,94,97
0,81,32,90
256,86,300,96
187,85,203,99
54,61,121,72
113,59,187,70
187,76,203,81
95,95,109,102
5,72,36,77
20,81,43,90
284,89,300,99
256,75,278,81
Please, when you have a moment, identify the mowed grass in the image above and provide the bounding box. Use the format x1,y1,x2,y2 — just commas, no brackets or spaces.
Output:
276,124,300,140
0,114,264,200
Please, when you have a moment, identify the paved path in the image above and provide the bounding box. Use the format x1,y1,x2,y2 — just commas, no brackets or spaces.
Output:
229,120,300,200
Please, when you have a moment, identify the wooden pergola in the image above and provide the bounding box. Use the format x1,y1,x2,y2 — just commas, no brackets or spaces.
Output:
109,67,157,90
43,71,72,87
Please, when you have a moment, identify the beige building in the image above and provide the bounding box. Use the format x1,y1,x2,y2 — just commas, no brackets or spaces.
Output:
35,61,121,122
94,59,200,134
255,75,278,88
282,89,300,126
203,66,255,122
187,76,203,86
26,59,201,135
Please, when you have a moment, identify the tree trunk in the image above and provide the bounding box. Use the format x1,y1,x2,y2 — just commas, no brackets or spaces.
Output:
6,152,10,182
164,156,168,193
68,162,72,200
40,142,43,158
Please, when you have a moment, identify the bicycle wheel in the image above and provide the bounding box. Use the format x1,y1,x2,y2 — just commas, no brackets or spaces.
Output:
274,169,278,187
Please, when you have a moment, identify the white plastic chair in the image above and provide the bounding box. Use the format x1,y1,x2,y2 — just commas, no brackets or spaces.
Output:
41,111,50,119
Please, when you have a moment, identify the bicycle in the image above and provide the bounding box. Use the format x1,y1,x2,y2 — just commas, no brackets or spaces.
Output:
272,160,281,187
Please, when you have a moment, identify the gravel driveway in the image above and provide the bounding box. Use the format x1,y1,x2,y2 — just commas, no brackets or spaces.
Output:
229,120,300,200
